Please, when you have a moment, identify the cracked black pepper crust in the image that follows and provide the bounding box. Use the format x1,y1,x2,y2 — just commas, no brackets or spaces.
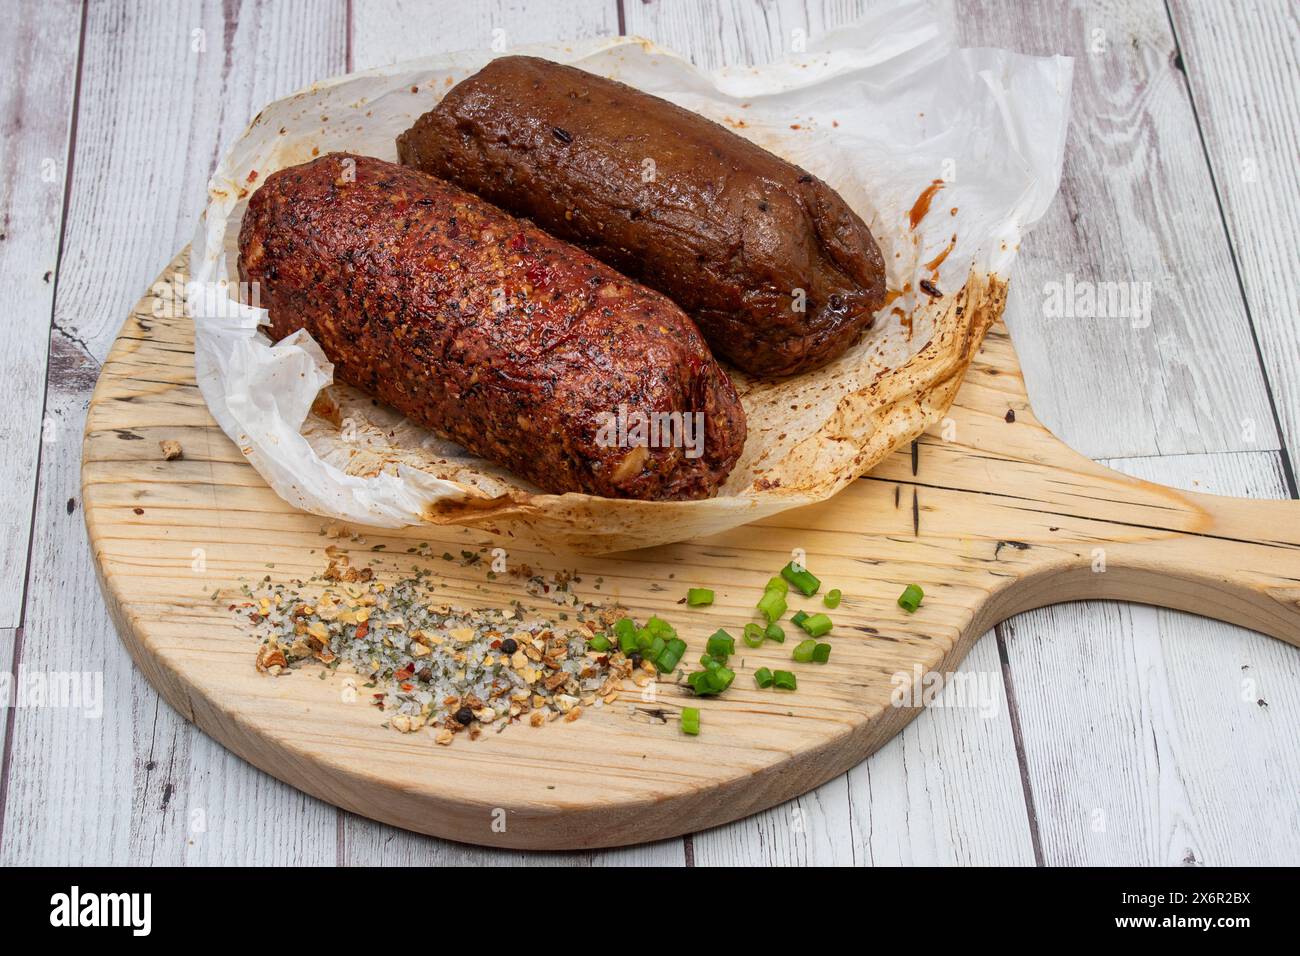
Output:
396,55,887,377
238,153,746,500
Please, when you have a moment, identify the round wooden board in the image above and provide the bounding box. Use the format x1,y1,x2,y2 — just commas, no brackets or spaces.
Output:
84,251,1300,849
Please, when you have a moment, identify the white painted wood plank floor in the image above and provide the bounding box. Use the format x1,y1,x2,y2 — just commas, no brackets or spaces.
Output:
0,0,1294,866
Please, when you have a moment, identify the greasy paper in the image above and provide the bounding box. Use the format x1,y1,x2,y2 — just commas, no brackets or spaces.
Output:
189,0,1072,552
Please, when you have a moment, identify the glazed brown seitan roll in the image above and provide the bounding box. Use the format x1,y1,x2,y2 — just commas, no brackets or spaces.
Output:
397,55,887,377
238,153,746,500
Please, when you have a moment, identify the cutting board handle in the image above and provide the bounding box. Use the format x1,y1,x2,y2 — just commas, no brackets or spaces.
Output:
1001,456,1300,647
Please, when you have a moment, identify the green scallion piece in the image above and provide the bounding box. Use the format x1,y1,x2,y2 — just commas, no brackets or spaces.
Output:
680,707,700,735
898,583,924,613
764,622,785,643
646,616,676,638
754,667,775,688
791,610,809,628
756,587,788,624
706,629,735,659
773,670,797,690
800,612,833,638
780,561,821,597
764,576,789,595
743,622,765,648
655,651,677,673
812,642,831,663
588,634,611,652
824,588,842,609
614,618,637,653
687,588,715,607
687,665,735,696
655,639,686,673
793,639,817,663
700,653,722,671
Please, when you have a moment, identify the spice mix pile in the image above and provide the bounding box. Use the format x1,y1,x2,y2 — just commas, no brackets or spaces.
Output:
235,545,643,745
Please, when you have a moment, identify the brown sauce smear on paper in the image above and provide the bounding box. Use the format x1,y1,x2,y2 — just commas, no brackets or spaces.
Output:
909,179,945,229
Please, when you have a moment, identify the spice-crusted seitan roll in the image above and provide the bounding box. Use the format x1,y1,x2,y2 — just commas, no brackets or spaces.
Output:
397,56,887,377
239,154,746,500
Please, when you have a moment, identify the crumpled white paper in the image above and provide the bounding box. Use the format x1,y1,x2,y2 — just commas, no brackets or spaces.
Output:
189,0,1071,534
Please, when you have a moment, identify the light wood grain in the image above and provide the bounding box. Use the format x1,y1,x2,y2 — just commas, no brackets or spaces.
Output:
7,0,1298,865
692,633,1036,865
0,0,347,867
1005,450,1300,865
623,0,873,69
954,0,1279,459
346,0,645,863
626,0,1039,865
350,0,619,70
342,812,686,866
77,249,1300,849
1168,0,1300,489
0,0,82,627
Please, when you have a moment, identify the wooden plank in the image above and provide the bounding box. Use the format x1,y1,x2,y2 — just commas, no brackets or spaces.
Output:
622,0,872,69
0,0,347,866
692,631,1035,865
628,0,1287,459
342,814,686,866
1004,450,1300,865
1168,0,1300,489
345,0,652,863
350,0,620,70
953,0,1278,459
0,0,82,627
625,0,1034,871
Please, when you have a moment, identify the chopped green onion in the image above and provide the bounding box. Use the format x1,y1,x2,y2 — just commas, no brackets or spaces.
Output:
800,613,833,638
614,618,637,653
764,576,789,595
824,588,842,609
687,588,714,607
706,629,735,659
898,583,924,613
773,670,797,691
743,622,765,648
756,587,787,624
647,635,666,661
754,667,775,688
793,639,817,663
699,653,722,670
764,622,785,643
780,561,821,597
680,707,700,735
687,665,735,696
812,642,831,663
791,610,809,628
646,616,676,638
588,634,611,652
655,637,687,673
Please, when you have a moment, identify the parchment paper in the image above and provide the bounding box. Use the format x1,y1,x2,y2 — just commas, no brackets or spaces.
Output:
189,0,1072,552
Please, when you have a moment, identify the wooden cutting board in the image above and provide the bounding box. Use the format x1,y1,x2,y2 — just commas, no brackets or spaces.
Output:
84,250,1300,849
